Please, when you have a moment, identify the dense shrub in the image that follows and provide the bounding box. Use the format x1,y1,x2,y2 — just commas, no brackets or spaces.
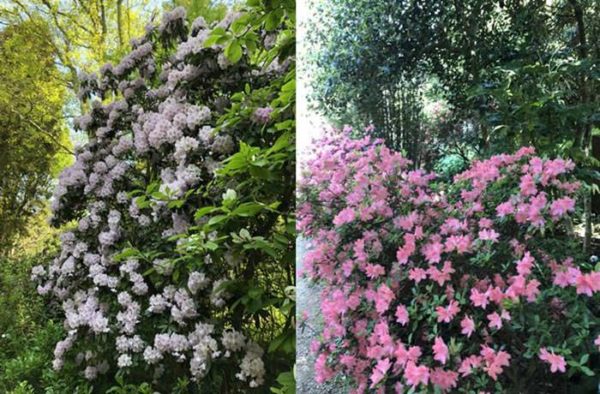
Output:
298,130,599,393
0,245,92,393
31,2,295,392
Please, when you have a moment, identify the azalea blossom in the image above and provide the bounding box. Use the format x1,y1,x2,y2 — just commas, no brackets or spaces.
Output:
333,207,356,226
430,368,459,391
539,348,566,373
470,288,489,309
432,337,449,365
479,229,500,242
404,361,429,387
395,304,410,326
436,300,460,323
370,358,391,388
460,315,475,337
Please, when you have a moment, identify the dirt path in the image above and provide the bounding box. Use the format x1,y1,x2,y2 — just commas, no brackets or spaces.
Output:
296,238,347,394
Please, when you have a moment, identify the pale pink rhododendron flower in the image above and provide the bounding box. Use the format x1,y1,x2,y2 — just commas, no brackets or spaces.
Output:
30,5,294,389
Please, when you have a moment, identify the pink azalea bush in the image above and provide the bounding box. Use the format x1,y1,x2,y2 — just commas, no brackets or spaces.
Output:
298,129,599,393
30,3,295,391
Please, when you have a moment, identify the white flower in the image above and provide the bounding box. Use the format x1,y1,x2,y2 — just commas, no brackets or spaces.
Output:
117,354,132,368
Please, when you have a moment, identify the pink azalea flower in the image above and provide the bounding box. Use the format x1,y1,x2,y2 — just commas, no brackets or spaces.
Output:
370,358,391,388
422,241,444,264
553,270,573,288
478,218,493,228
495,201,514,217
414,225,424,239
516,252,535,276
408,268,428,283
480,346,511,381
430,368,458,391
445,234,472,254
314,353,335,383
460,315,475,337
539,348,566,373
394,212,418,231
332,207,356,226
427,268,446,286
364,264,386,279
487,312,503,330
525,279,541,302
549,197,575,218
395,304,409,326
458,355,482,376
575,272,600,296
479,228,500,242
375,284,395,313
470,288,489,309
594,335,600,351
394,343,422,368
436,300,460,323
396,234,416,265
433,337,449,365
393,382,404,394
489,286,506,305
353,239,368,262
519,174,537,196
404,361,429,387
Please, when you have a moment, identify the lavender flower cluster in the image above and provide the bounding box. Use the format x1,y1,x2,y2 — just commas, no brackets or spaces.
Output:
32,6,287,388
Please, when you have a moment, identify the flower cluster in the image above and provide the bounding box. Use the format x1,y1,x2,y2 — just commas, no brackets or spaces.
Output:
32,5,291,390
298,130,599,393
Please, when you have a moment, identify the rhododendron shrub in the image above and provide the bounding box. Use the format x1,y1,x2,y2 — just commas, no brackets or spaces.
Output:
31,2,295,392
298,130,599,393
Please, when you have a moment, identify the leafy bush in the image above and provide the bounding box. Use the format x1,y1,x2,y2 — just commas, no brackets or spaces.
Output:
31,1,295,392
297,130,599,393
0,246,91,393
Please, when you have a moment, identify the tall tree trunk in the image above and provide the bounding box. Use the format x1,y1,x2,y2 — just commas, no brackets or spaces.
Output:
569,0,593,253
117,0,124,47
100,0,107,49
593,135,600,216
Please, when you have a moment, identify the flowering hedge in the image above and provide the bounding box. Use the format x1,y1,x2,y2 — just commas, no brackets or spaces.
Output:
32,2,295,392
298,130,599,393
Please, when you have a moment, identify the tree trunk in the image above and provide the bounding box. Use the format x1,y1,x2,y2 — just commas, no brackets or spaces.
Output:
593,135,600,216
117,0,124,48
569,0,593,253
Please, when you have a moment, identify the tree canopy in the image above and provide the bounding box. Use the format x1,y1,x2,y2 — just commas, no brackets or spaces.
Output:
0,19,72,255
307,0,599,250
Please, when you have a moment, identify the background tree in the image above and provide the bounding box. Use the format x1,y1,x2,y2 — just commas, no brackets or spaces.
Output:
0,19,72,256
168,0,229,23
307,0,599,252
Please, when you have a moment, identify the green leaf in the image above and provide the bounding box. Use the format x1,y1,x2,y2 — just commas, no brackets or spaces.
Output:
195,206,217,220
268,333,287,353
580,366,595,376
264,10,283,31
225,41,243,63
208,215,228,226
232,202,264,217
